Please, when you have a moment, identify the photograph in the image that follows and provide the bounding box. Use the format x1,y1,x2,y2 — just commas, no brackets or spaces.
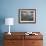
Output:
19,9,36,23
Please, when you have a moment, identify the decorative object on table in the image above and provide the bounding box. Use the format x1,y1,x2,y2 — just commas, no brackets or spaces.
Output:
5,18,14,35
19,9,36,23
25,32,38,35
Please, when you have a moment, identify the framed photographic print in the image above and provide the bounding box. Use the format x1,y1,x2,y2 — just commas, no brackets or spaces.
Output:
19,9,36,23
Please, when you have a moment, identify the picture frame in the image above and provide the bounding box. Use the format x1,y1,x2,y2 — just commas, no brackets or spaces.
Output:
19,9,36,23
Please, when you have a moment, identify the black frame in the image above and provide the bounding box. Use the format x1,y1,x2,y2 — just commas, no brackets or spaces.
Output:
18,9,36,23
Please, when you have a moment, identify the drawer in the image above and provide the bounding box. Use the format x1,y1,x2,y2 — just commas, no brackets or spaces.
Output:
32,40,43,46
4,40,24,46
4,35,24,40
24,40,43,46
4,40,16,46
25,35,43,40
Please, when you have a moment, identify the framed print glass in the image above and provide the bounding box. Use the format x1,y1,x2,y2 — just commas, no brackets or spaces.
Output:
19,9,36,23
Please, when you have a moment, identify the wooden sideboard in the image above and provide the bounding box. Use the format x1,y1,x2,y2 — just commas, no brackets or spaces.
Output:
4,32,43,46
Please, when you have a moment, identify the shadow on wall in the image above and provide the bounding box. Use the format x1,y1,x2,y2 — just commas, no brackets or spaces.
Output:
0,16,5,46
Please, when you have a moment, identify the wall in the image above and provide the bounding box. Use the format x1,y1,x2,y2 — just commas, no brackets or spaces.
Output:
0,0,46,46
0,0,46,32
